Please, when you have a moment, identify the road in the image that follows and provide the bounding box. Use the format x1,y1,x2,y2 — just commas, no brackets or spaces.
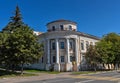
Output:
18,71,120,83
0,71,120,83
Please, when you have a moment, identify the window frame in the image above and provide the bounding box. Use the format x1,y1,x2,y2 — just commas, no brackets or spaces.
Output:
81,41,84,50
60,56,65,63
60,25,64,30
52,26,55,31
60,42,65,49
69,25,72,30
52,42,55,50
53,56,56,63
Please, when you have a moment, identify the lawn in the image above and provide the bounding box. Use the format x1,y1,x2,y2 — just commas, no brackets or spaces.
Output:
24,69,60,74
0,69,37,78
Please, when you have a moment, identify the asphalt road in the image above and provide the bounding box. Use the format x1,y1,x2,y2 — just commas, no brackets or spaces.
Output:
18,71,120,83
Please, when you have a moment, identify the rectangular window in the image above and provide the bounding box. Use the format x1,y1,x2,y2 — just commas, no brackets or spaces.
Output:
52,42,55,50
60,42,64,49
69,25,72,30
70,41,73,49
41,57,43,63
70,56,75,62
52,26,55,31
81,42,84,50
60,25,64,30
60,56,64,62
53,56,56,63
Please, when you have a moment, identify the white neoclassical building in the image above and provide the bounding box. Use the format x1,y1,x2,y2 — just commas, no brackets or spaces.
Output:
29,19,100,71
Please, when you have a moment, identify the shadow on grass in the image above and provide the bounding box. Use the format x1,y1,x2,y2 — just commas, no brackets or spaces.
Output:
24,68,60,74
0,69,37,78
0,70,21,76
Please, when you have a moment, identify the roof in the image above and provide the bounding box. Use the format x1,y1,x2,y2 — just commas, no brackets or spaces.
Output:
77,31,100,40
39,30,100,40
46,19,77,25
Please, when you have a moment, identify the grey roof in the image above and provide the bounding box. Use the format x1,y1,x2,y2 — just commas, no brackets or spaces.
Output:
39,31,100,40
76,31,100,40
46,19,77,25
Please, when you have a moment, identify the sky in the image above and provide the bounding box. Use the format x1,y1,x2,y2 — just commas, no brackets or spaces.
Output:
0,0,120,37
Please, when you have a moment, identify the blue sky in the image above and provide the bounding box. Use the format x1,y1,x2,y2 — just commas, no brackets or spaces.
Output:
0,0,120,37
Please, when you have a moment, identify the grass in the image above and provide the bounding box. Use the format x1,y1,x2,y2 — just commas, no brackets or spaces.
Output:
24,69,60,74
0,68,60,79
0,69,37,78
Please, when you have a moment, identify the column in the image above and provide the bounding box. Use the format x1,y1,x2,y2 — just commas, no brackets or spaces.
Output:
75,38,78,63
75,38,79,71
66,38,70,63
56,38,59,63
46,39,50,70
47,39,50,64
54,38,60,71
66,38,72,71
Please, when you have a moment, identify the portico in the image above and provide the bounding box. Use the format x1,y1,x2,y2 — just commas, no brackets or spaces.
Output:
45,36,79,71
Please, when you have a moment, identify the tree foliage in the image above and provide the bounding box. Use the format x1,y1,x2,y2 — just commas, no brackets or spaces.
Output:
85,45,100,71
0,6,43,74
2,5,24,32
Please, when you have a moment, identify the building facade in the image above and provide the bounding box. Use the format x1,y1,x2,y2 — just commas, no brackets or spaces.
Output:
29,19,100,71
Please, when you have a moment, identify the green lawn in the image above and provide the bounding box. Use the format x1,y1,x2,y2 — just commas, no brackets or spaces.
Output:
0,70,37,78
0,68,60,79
24,69,60,74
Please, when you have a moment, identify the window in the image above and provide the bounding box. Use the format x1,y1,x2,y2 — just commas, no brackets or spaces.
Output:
52,26,55,31
70,56,75,62
86,41,89,49
52,42,55,50
60,25,64,30
81,41,84,50
53,56,56,63
81,54,86,63
70,41,73,49
69,25,72,30
41,57,43,63
60,56,64,62
60,42,64,49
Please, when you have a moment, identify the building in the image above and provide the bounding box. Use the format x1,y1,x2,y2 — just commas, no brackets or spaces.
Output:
28,19,100,71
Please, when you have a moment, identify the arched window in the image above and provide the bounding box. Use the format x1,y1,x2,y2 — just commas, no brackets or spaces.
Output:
60,25,64,30
52,26,55,31
69,25,72,30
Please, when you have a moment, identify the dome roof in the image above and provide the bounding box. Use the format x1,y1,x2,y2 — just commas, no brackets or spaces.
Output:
47,19,77,25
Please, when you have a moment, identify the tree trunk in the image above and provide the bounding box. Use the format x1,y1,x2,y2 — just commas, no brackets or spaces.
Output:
21,63,24,75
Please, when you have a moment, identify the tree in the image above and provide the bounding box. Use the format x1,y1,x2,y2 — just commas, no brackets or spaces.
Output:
96,33,120,70
96,40,113,69
0,32,7,64
5,26,43,74
85,45,100,71
2,5,24,32
0,6,43,74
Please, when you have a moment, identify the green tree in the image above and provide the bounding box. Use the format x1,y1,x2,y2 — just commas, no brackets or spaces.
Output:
6,26,43,74
2,5,24,32
85,45,100,71
0,6,43,74
96,33,120,70
0,32,9,62
96,40,113,69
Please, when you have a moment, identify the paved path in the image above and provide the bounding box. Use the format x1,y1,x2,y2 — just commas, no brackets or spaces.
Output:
0,71,120,83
